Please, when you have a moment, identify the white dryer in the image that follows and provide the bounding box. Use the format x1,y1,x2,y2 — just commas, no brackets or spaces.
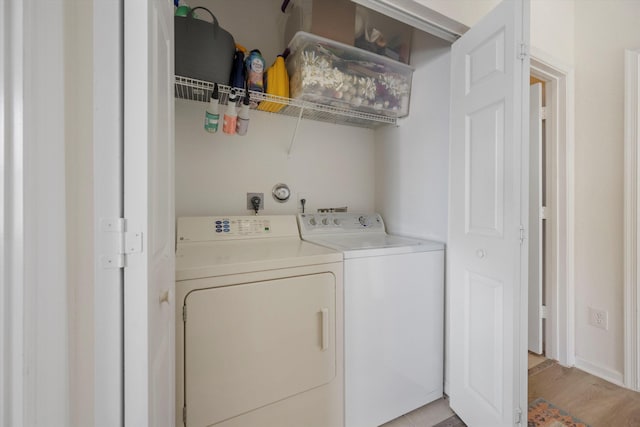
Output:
175,216,343,427
298,212,444,427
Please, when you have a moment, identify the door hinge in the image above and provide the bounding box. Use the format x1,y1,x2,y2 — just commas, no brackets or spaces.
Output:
99,218,143,269
514,408,523,425
182,305,187,322
540,206,548,220
519,42,529,60
183,406,187,426
540,106,547,120
540,305,549,319
519,225,525,245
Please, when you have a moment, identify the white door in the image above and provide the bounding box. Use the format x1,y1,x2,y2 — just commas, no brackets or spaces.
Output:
123,0,175,425
528,83,543,354
448,0,529,425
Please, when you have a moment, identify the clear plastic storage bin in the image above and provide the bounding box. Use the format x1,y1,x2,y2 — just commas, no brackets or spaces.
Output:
286,31,413,118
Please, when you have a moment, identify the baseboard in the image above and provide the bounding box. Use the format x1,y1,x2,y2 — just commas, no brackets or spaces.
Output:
574,356,624,387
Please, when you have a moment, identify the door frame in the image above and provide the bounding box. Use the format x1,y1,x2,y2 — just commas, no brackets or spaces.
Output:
623,48,640,391
1,0,27,424
2,0,70,425
530,49,575,367
93,0,125,424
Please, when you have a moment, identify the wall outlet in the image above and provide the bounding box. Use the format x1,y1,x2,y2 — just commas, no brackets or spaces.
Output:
588,307,608,330
246,193,264,211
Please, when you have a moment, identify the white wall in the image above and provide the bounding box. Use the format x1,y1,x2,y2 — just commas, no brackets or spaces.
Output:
175,101,376,216
190,0,286,66
530,0,574,64
418,0,574,66
573,0,640,383
374,30,451,242
175,0,377,217
176,0,576,224
8,0,71,425
373,0,575,244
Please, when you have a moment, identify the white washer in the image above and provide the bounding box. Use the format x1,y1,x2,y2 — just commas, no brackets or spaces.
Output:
175,216,344,427
298,212,444,427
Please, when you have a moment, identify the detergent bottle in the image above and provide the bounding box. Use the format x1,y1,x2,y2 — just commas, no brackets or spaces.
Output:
245,49,265,93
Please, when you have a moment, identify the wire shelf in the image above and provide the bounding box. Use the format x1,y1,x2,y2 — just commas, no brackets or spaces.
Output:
174,75,397,129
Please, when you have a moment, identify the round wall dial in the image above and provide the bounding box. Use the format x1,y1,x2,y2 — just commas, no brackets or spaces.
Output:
272,183,291,203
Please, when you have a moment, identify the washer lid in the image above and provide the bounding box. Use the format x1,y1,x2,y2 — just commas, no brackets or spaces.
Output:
304,233,444,259
176,238,342,281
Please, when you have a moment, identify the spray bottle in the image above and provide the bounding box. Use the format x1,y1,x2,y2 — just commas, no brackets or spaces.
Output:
204,83,220,133
236,94,251,136
223,97,238,135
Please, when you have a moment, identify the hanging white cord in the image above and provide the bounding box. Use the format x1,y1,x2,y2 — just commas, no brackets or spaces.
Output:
287,106,304,158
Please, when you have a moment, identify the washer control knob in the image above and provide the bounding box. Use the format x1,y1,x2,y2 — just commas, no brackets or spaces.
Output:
309,218,317,226
358,215,370,227
333,218,340,225
322,217,329,225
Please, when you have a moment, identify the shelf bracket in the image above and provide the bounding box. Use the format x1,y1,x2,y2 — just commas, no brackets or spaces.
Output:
287,106,305,158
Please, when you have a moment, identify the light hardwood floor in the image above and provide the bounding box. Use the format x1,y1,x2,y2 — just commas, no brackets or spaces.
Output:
380,398,455,427
528,356,640,427
528,352,547,369
381,355,640,427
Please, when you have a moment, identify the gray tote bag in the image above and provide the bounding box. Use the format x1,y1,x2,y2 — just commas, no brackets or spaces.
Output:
175,7,235,84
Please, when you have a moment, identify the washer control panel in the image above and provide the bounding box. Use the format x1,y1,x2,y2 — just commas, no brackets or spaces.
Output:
298,213,385,235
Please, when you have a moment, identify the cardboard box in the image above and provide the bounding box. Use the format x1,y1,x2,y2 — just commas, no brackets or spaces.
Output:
354,5,412,64
284,0,356,47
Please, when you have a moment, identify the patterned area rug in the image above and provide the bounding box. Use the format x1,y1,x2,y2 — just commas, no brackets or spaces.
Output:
432,398,590,427
528,398,591,427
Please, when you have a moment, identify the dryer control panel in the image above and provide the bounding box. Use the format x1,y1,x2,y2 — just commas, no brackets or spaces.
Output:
177,215,300,244
298,213,385,235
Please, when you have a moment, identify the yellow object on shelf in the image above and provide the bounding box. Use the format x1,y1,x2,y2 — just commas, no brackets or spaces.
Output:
257,56,289,113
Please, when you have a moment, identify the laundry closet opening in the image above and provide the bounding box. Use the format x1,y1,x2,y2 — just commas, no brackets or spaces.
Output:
172,0,532,426
174,0,452,240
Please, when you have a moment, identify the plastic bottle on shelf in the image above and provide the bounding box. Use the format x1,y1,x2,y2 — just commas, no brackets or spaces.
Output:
204,83,220,133
245,49,265,93
175,0,191,17
223,97,238,135
229,44,247,101
236,94,251,136
257,55,289,112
